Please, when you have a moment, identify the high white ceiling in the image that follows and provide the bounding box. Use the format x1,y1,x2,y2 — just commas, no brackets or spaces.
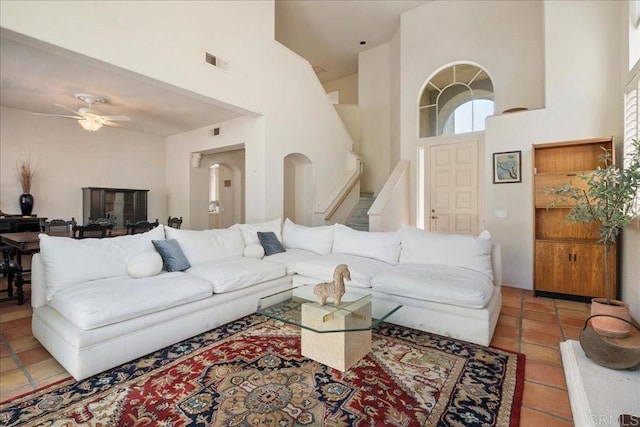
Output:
0,1,427,136
276,0,428,83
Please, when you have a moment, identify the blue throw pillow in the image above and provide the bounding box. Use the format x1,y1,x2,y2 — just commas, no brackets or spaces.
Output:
152,239,191,272
257,231,285,256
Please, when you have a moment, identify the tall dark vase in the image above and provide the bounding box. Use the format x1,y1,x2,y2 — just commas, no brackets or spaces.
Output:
19,193,34,216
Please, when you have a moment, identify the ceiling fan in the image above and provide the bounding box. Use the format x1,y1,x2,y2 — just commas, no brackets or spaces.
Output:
32,93,131,132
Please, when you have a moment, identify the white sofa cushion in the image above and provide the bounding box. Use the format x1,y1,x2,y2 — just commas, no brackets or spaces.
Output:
165,227,245,266
127,251,163,278
187,258,287,293
49,271,213,330
39,225,166,300
243,243,265,259
399,226,494,278
282,219,334,255
233,218,283,246
371,263,495,309
261,248,319,275
294,253,393,288
332,224,401,264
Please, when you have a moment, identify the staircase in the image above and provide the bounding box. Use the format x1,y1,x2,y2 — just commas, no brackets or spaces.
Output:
345,192,374,231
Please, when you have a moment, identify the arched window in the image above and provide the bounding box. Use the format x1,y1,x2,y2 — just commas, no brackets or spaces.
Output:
419,63,494,137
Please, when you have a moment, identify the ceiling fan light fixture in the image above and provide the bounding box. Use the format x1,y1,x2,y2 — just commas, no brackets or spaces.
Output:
78,119,103,132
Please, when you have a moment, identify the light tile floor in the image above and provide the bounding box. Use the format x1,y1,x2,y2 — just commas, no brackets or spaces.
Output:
0,284,596,425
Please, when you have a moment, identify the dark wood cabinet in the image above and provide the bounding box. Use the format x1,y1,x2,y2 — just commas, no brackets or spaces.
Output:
532,137,617,300
82,187,149,228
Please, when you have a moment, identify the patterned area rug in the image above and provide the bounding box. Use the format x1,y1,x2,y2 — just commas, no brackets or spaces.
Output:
0,315,524,426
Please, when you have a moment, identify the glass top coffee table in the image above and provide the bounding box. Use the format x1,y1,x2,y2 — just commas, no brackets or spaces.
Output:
257,286,402,371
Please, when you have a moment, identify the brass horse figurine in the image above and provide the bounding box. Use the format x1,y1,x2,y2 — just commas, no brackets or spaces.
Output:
313,264,351,306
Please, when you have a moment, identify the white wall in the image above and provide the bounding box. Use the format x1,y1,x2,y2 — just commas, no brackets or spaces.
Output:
390,29,402,171
322,73,358,105
0,106,166,222
359,44,392,196
1,1,354,229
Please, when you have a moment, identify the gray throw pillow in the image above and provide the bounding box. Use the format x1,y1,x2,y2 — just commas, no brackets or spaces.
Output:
152,239,191,272
257,231,286,256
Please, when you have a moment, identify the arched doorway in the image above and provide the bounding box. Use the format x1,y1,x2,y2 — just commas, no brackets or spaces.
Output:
209,163,241,228
283,153,313,225
189,148,245,230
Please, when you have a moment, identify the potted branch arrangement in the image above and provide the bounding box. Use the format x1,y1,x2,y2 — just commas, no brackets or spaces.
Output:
548,139,640,338
16,159,37,216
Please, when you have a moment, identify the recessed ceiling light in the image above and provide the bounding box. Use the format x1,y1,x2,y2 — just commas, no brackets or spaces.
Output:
360,41,366,45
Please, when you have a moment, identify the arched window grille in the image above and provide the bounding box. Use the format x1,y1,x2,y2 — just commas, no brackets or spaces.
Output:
419,63,494,137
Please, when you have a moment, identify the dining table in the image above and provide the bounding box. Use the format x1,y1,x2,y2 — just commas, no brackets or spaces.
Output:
1,231,73,306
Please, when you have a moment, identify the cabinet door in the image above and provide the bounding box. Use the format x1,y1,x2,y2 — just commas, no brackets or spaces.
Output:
535,241,573,293
89,189,104,220
534,173,593,207
572,243,615,298
133,191,148,222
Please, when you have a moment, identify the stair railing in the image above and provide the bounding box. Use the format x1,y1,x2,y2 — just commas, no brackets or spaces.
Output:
313,152,363,225
368,161,410,232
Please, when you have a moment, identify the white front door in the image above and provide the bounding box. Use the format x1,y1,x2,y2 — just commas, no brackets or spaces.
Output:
428,139,479,234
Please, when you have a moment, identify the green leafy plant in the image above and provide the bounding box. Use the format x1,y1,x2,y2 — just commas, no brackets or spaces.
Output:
547,139,640,304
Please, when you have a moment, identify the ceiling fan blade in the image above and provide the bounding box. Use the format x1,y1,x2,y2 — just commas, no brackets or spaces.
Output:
101,120,122,127
54,103,84,116
31,112,82,119
100,115,131,122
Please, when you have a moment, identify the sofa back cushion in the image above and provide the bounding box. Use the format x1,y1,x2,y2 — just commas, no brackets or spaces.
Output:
399,226,494,278
232,218,283,246
282,218,334,255
164,227,244,266
332,224,401,264
39,224,165,300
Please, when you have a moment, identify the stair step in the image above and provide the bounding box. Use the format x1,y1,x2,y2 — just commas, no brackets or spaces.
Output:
347,224,369,231
345,193,374,233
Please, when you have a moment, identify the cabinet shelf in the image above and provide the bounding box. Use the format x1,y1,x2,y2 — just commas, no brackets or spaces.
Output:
535,238,604,244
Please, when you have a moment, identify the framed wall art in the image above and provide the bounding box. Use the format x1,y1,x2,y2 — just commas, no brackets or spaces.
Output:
493,151,522,183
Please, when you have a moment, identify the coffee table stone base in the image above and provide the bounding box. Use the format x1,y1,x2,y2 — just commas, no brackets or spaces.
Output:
300,300,372,372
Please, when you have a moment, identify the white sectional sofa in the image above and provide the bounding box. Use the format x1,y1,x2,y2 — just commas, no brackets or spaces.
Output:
31,219,502,380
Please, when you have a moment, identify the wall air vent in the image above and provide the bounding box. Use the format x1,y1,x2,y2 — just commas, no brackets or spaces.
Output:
210,127,220,136
205,52,228,71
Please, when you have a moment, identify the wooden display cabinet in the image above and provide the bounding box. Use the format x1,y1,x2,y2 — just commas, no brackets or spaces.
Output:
532,137,617,300
82,187,149,228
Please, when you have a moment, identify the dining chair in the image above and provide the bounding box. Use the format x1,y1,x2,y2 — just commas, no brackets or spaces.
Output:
167,216,183,229
73,223,112,239
126,219,159,235
41,218,76,233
